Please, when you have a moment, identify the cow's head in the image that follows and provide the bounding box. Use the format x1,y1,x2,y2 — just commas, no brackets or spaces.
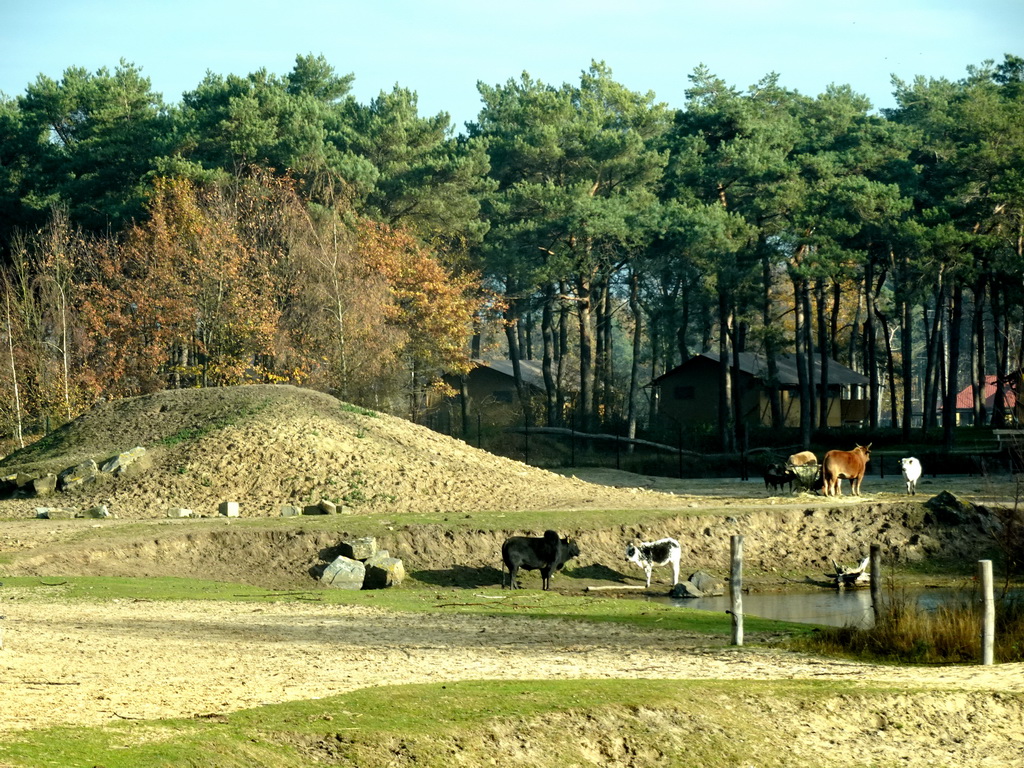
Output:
624,542,640,562
857,443,872,458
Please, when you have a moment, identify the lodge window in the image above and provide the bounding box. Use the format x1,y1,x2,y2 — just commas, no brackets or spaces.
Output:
674,385,695,400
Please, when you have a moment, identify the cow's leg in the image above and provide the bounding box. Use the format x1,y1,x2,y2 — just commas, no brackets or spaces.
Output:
645,564,652,588
508,565,519,590
541,566,552,590
670,557,680,586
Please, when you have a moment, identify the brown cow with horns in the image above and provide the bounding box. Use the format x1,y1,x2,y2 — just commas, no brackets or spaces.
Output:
821,443,872,497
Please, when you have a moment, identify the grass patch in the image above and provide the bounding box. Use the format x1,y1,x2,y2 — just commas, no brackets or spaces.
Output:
796,586,1024,663
0,575,807,638
339,402,379,418
158,399,271,447
0,679,904,768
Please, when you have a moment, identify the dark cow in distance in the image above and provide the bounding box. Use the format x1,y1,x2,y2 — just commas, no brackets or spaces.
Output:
762,463,797,494
501,530,580,590
822,443,872,497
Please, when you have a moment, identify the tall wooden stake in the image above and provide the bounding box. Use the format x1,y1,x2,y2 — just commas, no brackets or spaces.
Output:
980,559,995,665
731,534,744,646
870,544,881,625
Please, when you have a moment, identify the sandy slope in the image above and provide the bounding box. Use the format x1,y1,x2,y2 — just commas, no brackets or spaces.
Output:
1,597,1022,767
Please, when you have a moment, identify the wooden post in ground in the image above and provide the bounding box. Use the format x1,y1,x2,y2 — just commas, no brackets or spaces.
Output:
980,559,995,665
870,544,882,625
730,534,744,646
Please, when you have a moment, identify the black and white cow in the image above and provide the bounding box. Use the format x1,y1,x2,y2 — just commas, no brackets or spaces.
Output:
625,537,681,588
501,530,580,590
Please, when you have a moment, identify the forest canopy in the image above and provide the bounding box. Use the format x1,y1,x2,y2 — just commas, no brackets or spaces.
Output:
0,53,1022,453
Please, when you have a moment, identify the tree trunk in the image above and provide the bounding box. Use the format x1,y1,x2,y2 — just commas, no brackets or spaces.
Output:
627,271,642,444
901,294,914,440
576,274,596,432
503,286,528,410
922,290,943,431
816,277,830,429
762,249,782,428
991,282,1008,427
541,284,558,427
717,291,734,452
864,259,879,430
972,275,988,427
943,282,964,451
793,276,812,447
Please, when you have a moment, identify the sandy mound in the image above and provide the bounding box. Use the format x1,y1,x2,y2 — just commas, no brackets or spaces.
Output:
0,385,672,519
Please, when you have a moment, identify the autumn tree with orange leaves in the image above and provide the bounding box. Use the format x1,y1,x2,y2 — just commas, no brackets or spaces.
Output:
80,177,281,395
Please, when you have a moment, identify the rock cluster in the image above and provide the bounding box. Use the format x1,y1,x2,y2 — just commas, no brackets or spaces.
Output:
319,536,405,590
2,447,147,499
669,570,724,599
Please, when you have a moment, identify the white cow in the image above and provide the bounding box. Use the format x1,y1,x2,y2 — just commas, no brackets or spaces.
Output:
899,457,922,495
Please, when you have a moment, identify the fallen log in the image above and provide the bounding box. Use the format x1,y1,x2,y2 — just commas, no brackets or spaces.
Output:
585,585,647,592
825,556,871,588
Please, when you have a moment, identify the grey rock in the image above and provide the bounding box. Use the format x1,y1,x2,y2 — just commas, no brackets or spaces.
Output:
669,581,705,599
321,556,365,590
339,537,377,561
688,571,724,595
363,555,405,589
100,446,146,474
35,507,74,520
32,474,57,497
924,491,976,525
219,501,239,517
59,461,99,491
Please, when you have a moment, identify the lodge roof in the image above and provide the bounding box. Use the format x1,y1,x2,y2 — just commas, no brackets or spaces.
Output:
951,375,1017,411
653,350,869,388
472,358,547,390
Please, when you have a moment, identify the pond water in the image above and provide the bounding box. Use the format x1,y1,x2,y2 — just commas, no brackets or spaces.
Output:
664,587,976,629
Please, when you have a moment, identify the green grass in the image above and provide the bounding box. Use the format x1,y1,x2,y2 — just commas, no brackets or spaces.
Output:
159,399,272,447
0,679,917,768
0,574,805,637
339,402,379,418
797,586,1024,663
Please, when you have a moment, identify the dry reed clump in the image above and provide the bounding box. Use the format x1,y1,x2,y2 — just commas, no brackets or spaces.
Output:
799,588,1024,663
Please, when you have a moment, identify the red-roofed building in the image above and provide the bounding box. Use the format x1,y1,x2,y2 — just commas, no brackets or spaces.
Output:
948,375,1018,425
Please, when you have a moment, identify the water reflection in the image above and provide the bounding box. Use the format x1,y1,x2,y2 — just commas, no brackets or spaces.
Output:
663,587,968,629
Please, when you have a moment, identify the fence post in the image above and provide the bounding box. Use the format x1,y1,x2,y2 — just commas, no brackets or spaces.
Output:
477,414,482,449
730,534,744,646
524,411,530,466
616,430,621,470
980,559,995,665
870,544,881,625
570,417,576,467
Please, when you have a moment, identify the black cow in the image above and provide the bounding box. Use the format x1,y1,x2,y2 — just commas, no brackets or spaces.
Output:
501,530,580,590
763,463,797,494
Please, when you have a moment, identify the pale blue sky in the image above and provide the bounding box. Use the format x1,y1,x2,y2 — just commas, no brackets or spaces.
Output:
2,0,1020,131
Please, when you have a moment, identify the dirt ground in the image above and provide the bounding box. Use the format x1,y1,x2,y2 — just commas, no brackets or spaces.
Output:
1,385,1023,765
